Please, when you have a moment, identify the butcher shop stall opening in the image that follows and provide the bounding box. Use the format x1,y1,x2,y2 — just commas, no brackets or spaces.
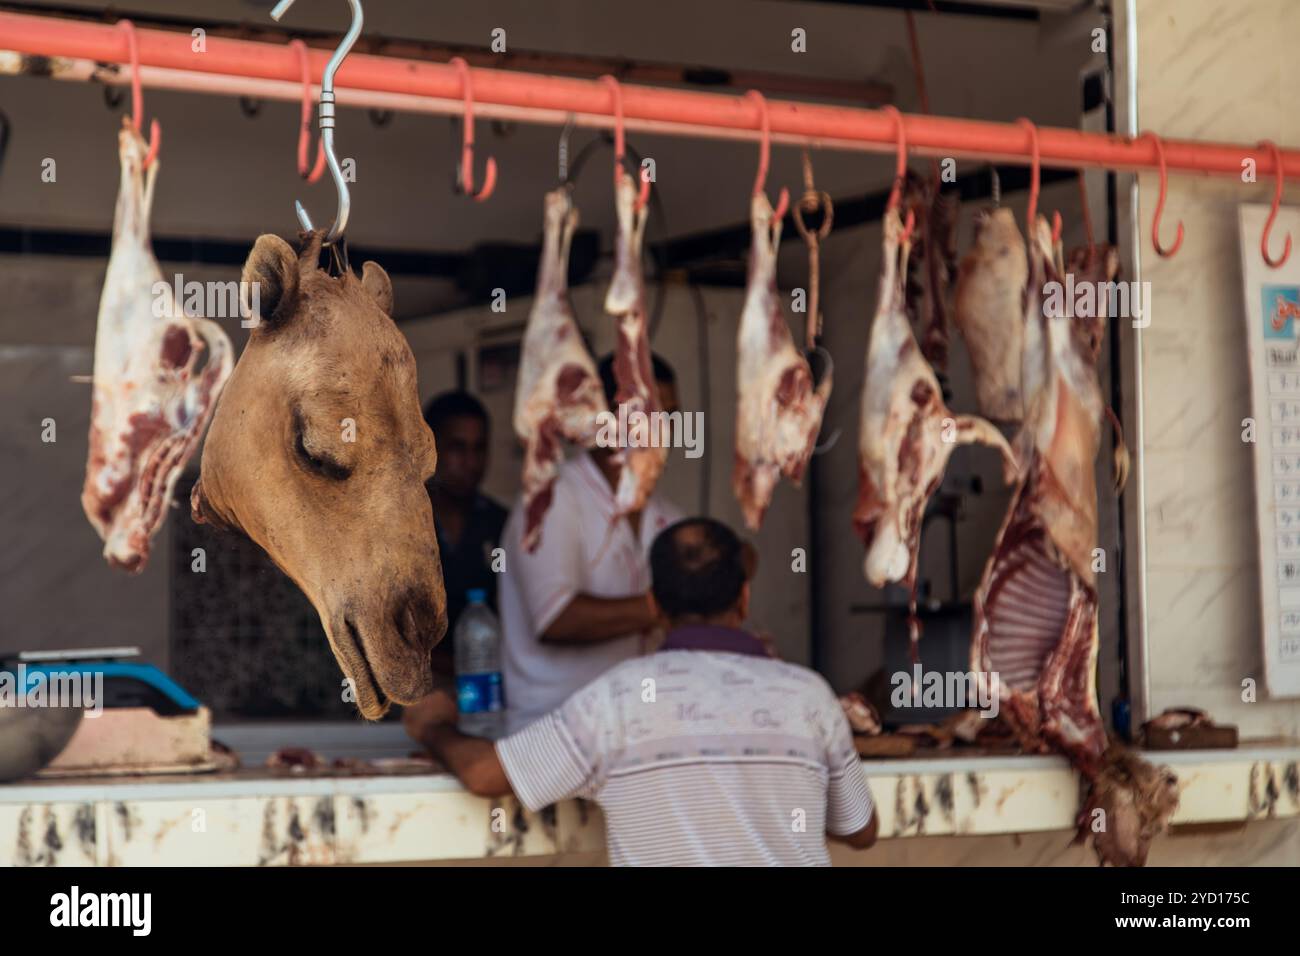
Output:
0,0,1298,877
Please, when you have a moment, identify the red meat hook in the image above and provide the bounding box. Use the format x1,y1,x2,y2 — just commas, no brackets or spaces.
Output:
880,105,914,242
117,20,160,169
599,75,651,212
746,90,789,222
289,39,326,183
450,57,496,202
1016,117,1041,240
1142,131,1184,258
1259,139,1292,269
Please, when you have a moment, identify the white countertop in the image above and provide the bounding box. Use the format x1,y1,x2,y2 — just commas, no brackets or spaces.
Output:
2,744,1297,865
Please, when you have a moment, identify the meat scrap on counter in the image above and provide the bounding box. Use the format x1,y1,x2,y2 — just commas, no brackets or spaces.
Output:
839,692,882,736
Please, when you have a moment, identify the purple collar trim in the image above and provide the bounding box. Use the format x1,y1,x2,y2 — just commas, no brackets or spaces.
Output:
660,625,768,658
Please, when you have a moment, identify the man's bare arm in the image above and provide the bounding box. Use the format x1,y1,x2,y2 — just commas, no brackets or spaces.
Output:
403,705,514,798
540,593,656,644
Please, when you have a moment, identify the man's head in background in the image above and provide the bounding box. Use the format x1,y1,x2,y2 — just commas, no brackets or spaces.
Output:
596,351,680,418
423,390,490,501
649,517,749,627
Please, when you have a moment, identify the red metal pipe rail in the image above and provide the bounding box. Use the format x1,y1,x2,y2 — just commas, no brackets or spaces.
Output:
2,9,1298,180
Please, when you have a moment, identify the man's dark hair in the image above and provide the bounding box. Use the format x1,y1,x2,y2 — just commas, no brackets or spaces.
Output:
649,517,746,619
423,390,489,437
596,352,676,408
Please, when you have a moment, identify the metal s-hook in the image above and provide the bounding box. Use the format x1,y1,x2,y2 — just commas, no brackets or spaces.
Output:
1141,131,1184,258
116,20,160,169
880,105,914,242
1259,139,1292,269
792,148,833,348
557,113,575,186
599,75,650,211
289,39,326,183
450,57,497,202
271,0,362,243
1016,117,1041,240
745,90,789,222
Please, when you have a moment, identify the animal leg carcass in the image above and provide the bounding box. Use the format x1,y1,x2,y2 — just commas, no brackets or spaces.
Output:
855,208,1015,609
733,192,832,530
604,169,665,515
82,120,233,571
514,188,605,551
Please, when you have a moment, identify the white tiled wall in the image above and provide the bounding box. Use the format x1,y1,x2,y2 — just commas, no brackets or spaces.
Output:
1135,0,1300,734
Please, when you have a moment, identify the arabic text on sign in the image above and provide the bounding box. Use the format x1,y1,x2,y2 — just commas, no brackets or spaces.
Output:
1272,400,1300,421
1269,370,1300,393
1274,427,1300,449
1273,482,1300,503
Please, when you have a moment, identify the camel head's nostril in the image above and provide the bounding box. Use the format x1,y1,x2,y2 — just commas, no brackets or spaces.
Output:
391,589,445,651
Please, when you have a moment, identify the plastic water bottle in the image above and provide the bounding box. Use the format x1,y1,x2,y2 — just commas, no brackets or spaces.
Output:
454,589,504,739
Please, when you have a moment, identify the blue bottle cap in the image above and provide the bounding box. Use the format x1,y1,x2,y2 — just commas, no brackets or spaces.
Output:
466,588,488,604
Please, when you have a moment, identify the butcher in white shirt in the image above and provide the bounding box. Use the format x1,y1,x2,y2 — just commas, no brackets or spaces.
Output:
497,352,684,733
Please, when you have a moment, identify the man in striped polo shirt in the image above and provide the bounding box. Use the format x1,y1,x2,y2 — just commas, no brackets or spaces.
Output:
404,517,877,866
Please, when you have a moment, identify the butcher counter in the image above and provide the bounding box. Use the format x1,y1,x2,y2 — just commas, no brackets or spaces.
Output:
2,743,1299,866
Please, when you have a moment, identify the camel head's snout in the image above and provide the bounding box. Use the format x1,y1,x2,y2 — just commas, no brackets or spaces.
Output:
331,584,445,719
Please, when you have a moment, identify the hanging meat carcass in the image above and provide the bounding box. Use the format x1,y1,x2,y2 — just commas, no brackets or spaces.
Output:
604,168,665,515
514,188,606,551
953,207,1030,424
854,208,1016,630
733,192,832,530
1064,241,1129,491
971,216,1176,866
1064,243,1121,365
902,173,959,375
82,120,233,572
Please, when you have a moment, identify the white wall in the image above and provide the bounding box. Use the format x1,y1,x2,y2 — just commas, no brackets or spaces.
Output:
1130,0,1300,735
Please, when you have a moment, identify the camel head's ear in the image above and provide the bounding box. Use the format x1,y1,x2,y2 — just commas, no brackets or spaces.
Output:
241,234,300,333
361,261,393,316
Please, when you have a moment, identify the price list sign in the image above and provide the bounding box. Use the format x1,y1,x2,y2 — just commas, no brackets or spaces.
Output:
1240,204,1300,695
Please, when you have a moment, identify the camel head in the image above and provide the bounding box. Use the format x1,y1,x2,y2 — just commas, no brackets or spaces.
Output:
193,231,446,719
